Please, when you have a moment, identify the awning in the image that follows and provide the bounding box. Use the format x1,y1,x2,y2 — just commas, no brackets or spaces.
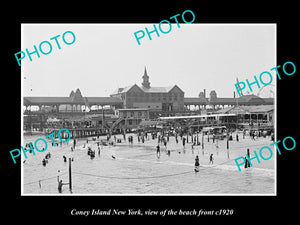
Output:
46,117,60,122
138,120,158,126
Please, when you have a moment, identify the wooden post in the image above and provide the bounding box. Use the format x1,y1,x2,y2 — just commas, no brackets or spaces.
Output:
69,158,72,192
247,148,250,167
227,135,229,159
227,134,229,149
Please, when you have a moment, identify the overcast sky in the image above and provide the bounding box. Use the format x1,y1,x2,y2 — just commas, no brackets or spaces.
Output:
22,24,275,98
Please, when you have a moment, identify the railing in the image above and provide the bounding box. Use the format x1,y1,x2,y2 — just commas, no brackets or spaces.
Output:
23,109,115,115
110,117,123,131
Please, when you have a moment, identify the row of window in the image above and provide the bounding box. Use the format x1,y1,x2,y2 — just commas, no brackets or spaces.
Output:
119,111,149,118
126,96,183,102
126,92,183,99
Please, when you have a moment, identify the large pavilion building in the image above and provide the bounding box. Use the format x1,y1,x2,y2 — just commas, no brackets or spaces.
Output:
23,66,274,132
110,67,185,112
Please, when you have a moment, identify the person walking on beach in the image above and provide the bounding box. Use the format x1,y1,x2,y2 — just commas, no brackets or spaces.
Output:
42,158,47,166
182,137,186,149
98,146,101,157
163,139,167,150
156,145,160,159
209,154,214,165
194,155,200,172
246,148,251,168
252,131,256,140
244,156,249,168
57,176,69,193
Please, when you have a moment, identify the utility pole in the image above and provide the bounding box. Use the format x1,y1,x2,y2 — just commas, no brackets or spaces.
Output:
227,135,229,149
202,132,204,149
201,132,204,156
69,158,72,193
227,133,230,159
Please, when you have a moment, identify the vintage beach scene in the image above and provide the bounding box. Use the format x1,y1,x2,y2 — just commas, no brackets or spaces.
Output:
22,24,275,195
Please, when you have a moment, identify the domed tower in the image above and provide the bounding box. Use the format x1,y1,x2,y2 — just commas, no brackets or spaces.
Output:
70,88,83,101
209,90,217,102
198,91,205,101
69,90,75,98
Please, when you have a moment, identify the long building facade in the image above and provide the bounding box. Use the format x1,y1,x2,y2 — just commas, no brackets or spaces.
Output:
23,67,274,132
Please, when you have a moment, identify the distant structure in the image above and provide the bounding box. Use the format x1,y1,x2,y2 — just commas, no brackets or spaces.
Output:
209,90,217,103
184,89,273,111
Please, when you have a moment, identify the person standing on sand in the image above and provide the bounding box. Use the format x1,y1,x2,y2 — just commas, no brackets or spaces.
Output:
182,137,186,149
57,176,68,193
163,139,167,151
156,145,160,159
194,155,200,172
209,154,214,165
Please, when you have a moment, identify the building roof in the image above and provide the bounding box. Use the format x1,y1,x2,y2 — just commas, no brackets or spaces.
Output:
85,97,123,104
111,67,184,95
111,84,183,95
262,98,274,104
110,85,135,95
24,96,123,105
24,97,72,104
117,108,149,111
241,105,274,113
140,86,176,93
215,105,274,114
238,94,262,102
184,95,274,105
24,88,123,105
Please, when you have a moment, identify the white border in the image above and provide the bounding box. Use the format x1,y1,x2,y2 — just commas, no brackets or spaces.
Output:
21,23,277,196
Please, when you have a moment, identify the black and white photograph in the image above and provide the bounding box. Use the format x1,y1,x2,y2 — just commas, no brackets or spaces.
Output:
3,4,298,224
21,23,276,195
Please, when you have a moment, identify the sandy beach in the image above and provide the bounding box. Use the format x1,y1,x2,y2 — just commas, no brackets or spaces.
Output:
22,131,275,195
